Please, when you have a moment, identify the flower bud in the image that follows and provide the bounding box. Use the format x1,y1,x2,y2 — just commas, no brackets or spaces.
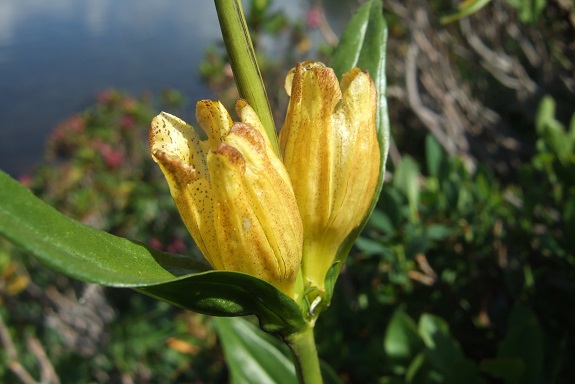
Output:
279,61,380,291
150,100,303,297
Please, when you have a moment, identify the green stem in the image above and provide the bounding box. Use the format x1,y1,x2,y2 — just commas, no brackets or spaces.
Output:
213,0,280,155
285,326,323,384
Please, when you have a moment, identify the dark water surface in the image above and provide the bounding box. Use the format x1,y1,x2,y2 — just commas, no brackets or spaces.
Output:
0,0,352,177
0,0,223,176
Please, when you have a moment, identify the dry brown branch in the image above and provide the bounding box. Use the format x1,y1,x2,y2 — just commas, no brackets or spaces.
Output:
27,336,60,384
459,17,537,94
45,284,114,357
0,314,60,384
408,253,437,286
405,41,455,154
380,0,574,176
311,0,339,46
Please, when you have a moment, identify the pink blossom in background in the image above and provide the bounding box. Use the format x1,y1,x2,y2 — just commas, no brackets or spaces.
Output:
66,115,85,133
122,97,137,113
306,7,321,29
96,90,114,105
121,115,135,130
224,63,233,78
103,150,124,169
149,237,164,250
93,140,124,169
18,174,33,188
166,238,187,254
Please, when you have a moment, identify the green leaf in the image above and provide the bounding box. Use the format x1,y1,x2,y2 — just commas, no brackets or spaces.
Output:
215,317,297,384
497,304,544,384
440,0,493,24
384,309,425,361
445,358,485,384
479,358,525,383
0,170,210,286
425,135,445,180
139,271,306,335
355,236,388,255
426,224,451,241
0,170,306,335
418,314,463,374
405,352,441,384
506,0,547,23
368,209,395,234
320,361,344,384
405,234,429,259
328,0,389,300
394,156,421,222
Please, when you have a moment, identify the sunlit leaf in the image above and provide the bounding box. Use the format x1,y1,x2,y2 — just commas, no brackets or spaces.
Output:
0,170,306,334
139,271,306,335
0,170,209,286
215,317,297,384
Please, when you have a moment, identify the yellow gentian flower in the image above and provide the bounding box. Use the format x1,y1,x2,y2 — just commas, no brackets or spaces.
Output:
279,61,380,292
150,100,303,297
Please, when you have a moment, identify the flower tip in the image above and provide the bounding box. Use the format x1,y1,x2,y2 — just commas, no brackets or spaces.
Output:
211,142,246,174
195,100,233,149
234,98,248,113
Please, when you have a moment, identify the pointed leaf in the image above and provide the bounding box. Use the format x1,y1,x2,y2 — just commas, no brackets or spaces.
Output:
139,271,306,335
394,156,421,222
440,0,493,24
425,135,445,179
418,314,463,374
0,170,210,286
384,309,425,361
0,170,306,334
497,305,544,384
215,317,297,384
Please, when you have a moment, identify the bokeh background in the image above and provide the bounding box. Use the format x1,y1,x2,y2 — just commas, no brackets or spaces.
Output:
1,0,574,382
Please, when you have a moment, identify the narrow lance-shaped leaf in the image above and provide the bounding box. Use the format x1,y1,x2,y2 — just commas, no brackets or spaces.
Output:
440,0,493,24
215,317,297,384
139,271,306,335
0,170,210,286
0,170,306,334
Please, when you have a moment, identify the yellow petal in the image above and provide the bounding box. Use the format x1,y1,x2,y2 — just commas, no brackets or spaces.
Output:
235,99,268,145
225,123,303,276
329,69,379,232
280,63,343,236
150,102,303,298
149,112,219,265
279,62,380,291
208,134,301,296
150,112,208,181
195,100,233,151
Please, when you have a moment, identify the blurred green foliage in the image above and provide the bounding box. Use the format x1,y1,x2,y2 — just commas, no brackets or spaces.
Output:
1,0,575,382
506,0,547,23
0,90,225,383
315,100,575,382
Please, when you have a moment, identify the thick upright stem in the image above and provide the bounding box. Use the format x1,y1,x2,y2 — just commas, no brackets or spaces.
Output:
213,0,280,155
285,326,323,384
